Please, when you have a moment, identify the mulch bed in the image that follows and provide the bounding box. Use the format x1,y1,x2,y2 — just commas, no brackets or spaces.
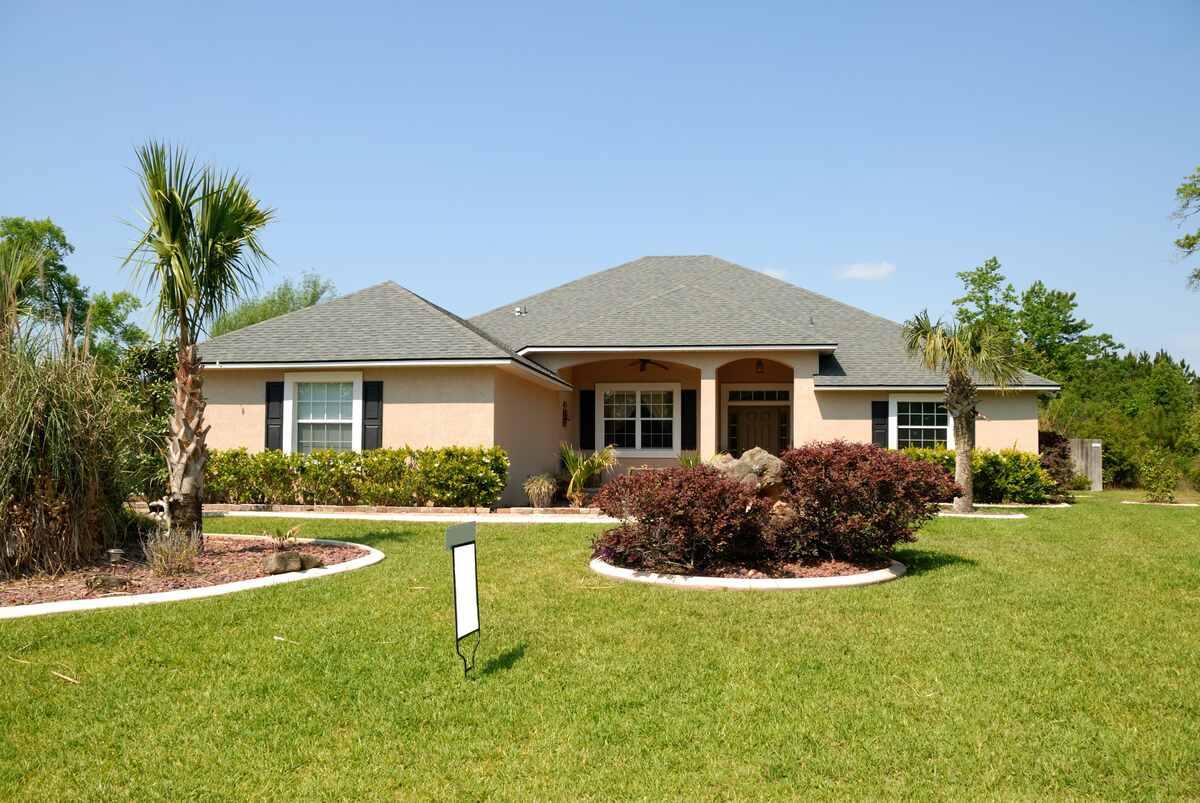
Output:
0,536,367,608
629,556,894,579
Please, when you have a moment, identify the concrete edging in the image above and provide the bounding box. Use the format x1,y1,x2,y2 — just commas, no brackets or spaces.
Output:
937,511,1027,519
589,557,907,590
939,502,1071,509
1120,500,1200,508
0,535,384,621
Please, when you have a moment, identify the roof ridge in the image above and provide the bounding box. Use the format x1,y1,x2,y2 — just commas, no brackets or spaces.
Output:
470,255,658,322
200,280,399,344
395,284,565,382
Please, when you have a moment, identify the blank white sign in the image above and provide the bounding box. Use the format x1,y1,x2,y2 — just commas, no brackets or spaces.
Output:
452,543,479,639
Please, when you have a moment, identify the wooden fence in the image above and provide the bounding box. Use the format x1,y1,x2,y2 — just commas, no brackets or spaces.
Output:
1069,438,1103,491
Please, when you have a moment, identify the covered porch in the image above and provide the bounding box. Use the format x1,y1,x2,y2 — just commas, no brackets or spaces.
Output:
533,349,826,470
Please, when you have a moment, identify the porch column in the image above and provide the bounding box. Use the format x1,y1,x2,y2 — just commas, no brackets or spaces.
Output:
699,365,718,458
787,353,820,447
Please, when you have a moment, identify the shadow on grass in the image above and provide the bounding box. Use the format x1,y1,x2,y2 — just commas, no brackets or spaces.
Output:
894,548,976,576
480,642,527,676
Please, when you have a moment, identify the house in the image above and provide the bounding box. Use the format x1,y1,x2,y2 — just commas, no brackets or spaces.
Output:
199,255,1059,504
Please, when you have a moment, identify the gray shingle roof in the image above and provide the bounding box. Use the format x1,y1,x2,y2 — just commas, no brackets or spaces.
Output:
470,255,1058,389
197,281,564,384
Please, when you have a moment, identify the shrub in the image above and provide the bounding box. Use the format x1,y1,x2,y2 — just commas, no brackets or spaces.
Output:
1071,474,1092,491
0,344,139,577
592,466,767,573
902,447,1058,503
1038,430,1074,500
142,527,199,575
560,443,617,506
775,442,957,561
677,451,703,468
205,446,509,508
264,524,301,552
1139,450,1180,503
1102,439,1139,488
522,473,556,507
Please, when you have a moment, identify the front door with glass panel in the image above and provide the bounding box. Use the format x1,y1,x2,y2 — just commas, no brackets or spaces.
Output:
727,405,789,455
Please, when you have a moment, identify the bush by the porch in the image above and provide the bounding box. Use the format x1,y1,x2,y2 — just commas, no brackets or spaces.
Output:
902,446,1059,503
205,446,509,508
592,466,767,573
592,443,954,574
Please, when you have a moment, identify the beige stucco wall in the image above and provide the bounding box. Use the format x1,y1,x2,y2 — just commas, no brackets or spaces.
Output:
975,392,1040,452
807,389,1040,452
203,368,279,450
203,365,497,453
365,366,495,448
492,369,568,504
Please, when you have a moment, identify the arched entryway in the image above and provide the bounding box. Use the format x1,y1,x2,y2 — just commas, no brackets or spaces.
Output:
716,358,794,456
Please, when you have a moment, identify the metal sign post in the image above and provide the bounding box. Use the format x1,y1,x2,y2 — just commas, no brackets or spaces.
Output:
445,522,480,676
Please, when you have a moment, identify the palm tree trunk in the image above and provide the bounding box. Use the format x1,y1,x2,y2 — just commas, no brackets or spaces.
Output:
945,375,978,514
952,410,975,513
167,342,208,543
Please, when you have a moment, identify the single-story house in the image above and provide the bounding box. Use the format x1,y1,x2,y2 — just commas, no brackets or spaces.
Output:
199,255,1059,504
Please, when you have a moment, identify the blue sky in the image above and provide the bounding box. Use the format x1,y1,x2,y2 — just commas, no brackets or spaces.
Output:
3,1,1198,362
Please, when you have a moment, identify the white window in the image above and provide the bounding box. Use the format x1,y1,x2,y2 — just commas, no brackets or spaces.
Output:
595,383,681,456
296,382,353,452
888,394,954,449
282,371,363,454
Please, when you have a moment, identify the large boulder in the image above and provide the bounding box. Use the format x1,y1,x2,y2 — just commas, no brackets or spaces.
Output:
263,551,303,575
711,447,785,499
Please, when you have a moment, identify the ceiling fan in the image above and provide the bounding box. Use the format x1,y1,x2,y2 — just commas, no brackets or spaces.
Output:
628,358,669,373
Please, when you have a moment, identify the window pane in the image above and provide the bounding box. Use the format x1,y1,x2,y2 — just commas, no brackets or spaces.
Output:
640,390,672,419
603,391,636,419
603,419,636,448
641,419,673,449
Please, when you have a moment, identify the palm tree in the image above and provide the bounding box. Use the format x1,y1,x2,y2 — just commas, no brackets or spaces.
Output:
0,243,43,348
124,142,273,539
902,311,1021,513
559,443,618,507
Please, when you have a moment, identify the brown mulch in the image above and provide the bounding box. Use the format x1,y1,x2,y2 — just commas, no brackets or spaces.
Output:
641,556,894,579
1,536,368,608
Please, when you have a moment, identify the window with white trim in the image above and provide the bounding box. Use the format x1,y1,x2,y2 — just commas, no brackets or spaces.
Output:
296,382,353,452
895,400,949,448
597,384,680,454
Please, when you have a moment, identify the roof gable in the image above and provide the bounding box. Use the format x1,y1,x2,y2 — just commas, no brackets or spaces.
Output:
198,282,516,365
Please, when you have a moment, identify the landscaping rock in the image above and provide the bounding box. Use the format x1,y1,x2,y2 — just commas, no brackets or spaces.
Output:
299,554,325,570
711,447,785,499
263,551,303,575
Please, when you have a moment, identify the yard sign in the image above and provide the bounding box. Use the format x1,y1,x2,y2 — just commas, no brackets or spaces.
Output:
445,522,480,676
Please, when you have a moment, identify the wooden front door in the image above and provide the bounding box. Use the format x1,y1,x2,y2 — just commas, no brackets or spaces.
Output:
734,406,784,454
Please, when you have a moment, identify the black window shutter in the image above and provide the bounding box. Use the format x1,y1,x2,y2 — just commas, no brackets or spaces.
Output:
579,390,595,450
265,381,284,451
680,389,697,451
363,381,383,450
871,400,888,448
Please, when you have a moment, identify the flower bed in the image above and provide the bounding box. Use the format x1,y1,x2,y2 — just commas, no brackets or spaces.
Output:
0,535,367,608
592,442,955,579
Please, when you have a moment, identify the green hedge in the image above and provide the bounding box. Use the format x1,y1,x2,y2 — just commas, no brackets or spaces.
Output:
206,447,510,508
901,447,1060,503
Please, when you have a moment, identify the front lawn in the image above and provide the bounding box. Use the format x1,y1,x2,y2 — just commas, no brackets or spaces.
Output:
2,494,1198,799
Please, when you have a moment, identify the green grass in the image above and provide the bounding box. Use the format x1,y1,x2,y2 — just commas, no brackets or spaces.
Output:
2,494,1199,800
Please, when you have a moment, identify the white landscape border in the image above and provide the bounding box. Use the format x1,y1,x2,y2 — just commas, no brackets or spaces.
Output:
0,534,384,621
1120,500,1200,508
937,511,1027,519
590,557,907,590
939,502,1071,509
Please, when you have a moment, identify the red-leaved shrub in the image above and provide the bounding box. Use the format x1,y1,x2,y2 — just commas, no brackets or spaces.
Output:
592,466,768,573
774,441,958,561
